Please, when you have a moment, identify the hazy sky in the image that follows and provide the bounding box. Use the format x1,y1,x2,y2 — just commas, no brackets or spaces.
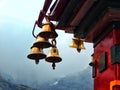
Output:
0,0,93,85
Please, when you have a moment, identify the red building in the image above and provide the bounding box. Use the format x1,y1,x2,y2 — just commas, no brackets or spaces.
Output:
36,0,120,90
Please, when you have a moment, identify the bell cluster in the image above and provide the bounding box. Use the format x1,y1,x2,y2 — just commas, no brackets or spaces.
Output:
27,20,62,69
27,19,86,70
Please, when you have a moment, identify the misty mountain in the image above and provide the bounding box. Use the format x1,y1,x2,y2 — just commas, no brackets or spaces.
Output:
0,66,93,90
37,66,93,90
0,74,35,90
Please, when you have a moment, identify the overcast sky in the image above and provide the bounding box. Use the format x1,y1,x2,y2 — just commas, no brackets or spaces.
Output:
0,0,93,85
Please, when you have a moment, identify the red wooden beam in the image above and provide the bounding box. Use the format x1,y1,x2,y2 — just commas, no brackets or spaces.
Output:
50,0,70,21
37,0,52,27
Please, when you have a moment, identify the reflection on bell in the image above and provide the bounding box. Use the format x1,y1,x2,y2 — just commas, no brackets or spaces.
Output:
38,21,58,39
69,37,79,48
45,47,62,69
27,46,46,64
52,62,56,70
33,36,52,48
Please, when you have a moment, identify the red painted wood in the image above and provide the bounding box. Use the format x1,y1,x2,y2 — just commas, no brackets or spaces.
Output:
37,0,52,27
50,0,70,21
94,29,120,90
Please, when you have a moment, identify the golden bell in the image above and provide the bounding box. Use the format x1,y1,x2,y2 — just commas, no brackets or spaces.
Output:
45,47,62,69
38,21,58,39
27,46,46,64
69,38,85,52
45,47,62,63
69,37,79,48
33,36,52,48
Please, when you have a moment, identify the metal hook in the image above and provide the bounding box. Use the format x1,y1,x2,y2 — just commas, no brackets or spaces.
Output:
51,38,57,47
32,21,38,38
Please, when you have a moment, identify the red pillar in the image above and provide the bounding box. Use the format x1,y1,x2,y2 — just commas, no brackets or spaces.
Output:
93,26,120,90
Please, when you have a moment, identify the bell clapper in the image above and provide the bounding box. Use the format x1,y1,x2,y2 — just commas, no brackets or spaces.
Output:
52,62,56,70
77,48,81,53
35,59,39,64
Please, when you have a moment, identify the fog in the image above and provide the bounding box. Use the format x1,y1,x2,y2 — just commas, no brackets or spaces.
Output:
0,0,93,85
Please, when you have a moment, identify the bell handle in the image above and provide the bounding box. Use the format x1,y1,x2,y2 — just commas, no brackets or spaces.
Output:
32,21,38,38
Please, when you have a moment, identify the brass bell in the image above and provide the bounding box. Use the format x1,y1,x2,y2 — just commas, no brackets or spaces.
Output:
69,37,79,48
69,37,85,52
27,46,46,64
33,36,52,48
45,47,62,69
38,21,58,39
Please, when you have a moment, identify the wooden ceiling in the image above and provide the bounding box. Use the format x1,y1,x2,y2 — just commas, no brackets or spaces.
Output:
37,0,120,43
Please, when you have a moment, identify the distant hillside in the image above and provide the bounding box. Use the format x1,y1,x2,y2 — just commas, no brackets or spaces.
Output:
0,66,93,90
38,66,93,90
0,74,35,90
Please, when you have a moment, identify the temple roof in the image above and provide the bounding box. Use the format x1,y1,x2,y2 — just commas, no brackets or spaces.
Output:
37,0,120,42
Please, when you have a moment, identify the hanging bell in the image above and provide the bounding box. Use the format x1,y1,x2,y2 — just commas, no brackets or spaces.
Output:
69,37,79,48
27,46,46,64
33,36,52,49
69,37,85,52
38,21,58,39
45,47,62,69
